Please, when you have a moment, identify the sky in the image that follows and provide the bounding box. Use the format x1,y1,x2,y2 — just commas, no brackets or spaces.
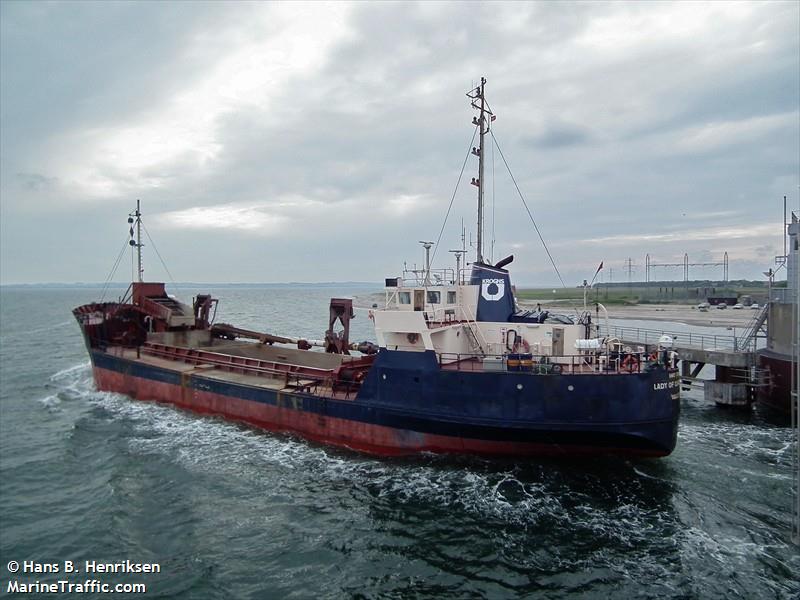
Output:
1,0,798,286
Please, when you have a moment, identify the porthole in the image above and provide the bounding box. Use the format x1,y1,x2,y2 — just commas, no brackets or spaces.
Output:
568,385,574,392
516,383,523,390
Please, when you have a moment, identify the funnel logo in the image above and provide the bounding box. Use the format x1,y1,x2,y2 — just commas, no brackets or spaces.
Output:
481,278,505,301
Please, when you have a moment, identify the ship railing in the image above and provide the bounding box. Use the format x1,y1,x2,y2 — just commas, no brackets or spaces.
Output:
436,351,658,375
599,324,741,351
423,306,463,326
141,342,337,391
398,268,457,287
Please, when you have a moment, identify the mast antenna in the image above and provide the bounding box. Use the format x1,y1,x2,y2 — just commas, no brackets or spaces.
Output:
467,76,494,264
449,249,466,285
420,241,434,286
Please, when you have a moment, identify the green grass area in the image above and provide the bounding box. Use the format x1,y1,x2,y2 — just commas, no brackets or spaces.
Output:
516,288,642,305
516,282,771,305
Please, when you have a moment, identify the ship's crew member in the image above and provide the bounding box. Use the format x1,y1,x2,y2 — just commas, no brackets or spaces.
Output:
669,350,679,369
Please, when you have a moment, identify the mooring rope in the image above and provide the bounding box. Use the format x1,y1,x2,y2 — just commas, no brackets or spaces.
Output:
141,220,176,286
429,124,479,268
99,235,132,302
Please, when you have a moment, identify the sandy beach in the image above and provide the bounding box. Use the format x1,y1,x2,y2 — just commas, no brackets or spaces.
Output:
519,301,758,328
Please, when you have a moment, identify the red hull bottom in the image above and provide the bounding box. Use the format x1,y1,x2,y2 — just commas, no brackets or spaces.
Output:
93,366,666,458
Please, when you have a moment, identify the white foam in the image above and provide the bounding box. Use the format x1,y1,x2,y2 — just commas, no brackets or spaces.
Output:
49,361,91,383
37,394,62,410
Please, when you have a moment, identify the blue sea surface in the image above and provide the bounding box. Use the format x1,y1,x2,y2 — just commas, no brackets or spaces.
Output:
0,286,798,599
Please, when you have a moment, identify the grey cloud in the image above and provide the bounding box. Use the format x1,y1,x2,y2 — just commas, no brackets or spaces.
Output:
521,121,593,148
15,172,58,191
1,2,226,141
1,1,798,285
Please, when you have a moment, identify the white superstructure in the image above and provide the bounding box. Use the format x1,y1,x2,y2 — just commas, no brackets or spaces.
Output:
372,271,598,369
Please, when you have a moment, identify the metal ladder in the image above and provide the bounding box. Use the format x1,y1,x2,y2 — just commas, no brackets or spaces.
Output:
738,304,769,351
462,323,486,356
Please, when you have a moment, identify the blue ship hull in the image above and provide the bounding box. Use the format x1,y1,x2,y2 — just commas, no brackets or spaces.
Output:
89,348,680,457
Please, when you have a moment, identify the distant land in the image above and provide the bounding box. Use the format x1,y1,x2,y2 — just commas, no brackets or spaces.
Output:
517,279,784,305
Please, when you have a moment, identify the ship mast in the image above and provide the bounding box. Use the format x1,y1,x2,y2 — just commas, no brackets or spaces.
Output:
129,199,144,282
468,77,493,264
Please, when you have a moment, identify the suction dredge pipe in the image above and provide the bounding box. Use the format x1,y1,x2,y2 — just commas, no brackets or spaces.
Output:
210,324,376,354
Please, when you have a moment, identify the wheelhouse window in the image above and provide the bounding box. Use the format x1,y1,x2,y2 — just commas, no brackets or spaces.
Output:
426,291,441,304
447,291,457,304
398,291,411,305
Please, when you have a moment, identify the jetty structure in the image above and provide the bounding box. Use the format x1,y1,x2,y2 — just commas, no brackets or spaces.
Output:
757,209,799,415
600,323,755,405
602,203,798,417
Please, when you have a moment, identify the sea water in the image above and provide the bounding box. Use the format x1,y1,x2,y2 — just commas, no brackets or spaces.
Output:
0,286,797,599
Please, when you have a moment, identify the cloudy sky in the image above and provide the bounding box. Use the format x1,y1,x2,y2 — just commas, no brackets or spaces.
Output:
1,1,798,286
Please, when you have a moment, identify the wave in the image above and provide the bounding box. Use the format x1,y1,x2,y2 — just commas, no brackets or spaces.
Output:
44,358,800,598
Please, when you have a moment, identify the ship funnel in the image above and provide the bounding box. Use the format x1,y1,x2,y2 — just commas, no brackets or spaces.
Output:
469,263,515,322
495,255,514,269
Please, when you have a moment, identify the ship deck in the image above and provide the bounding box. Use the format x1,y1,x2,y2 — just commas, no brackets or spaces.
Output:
107,347,361,401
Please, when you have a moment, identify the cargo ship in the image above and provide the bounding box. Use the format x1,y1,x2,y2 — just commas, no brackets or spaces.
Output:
73,80,681,457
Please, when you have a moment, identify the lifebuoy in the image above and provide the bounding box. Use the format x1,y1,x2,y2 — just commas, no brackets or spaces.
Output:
648,351,658,362
622,354,639,373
